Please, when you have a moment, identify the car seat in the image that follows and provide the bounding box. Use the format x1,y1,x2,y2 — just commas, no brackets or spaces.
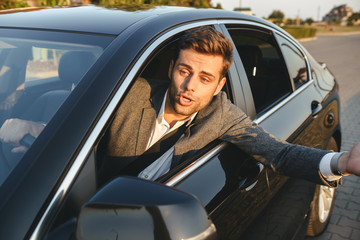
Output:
0,51,96,182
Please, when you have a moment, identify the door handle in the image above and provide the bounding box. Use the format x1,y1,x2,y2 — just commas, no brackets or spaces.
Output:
311,101,322,117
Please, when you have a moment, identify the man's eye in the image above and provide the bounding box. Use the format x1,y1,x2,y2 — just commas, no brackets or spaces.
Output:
180,70,189,76
201,77,210,83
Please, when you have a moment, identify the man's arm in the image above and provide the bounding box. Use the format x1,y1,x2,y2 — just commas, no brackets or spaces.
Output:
210,93,338,185
0,118,45,153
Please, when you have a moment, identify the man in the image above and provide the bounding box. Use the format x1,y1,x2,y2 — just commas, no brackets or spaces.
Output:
96,26,360,186
1,26,360,187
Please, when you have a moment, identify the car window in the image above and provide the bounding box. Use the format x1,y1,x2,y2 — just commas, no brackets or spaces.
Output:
277,39,308,89
0,29,112,186
226,27,292,114
95,31,234,185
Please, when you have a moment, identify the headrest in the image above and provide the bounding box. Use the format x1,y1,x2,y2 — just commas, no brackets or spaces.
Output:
58,51,96,88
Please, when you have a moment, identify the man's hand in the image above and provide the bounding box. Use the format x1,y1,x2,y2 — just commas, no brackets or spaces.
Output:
338,142,360,176
0,118,45,153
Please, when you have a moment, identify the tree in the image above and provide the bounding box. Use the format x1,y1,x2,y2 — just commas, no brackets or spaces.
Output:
286,18,295,25
348,12,360,26
268,10,284,25
305,18,314,25
269,10,284,19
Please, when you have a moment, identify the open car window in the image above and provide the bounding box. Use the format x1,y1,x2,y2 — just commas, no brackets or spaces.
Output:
96,31,234,183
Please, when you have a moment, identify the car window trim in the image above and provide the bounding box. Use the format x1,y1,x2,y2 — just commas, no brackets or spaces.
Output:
253,79,314,124
29,19,224,240
165,142,227,187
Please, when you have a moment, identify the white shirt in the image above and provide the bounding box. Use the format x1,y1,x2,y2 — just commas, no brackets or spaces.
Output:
138,92,341,182
138,90,197,180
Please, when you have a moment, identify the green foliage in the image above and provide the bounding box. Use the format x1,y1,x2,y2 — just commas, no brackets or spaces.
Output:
268,10,284,19
286,18,294,25
37,0,70,6
283,26,317,39
305,18,314,25
349,12,360,21
348,12,360,26
268,10,285,25
0,0,28,9
329,17,341,25
347,18,354,26
95,0,214,10
0,0,214,10
97,0,213,8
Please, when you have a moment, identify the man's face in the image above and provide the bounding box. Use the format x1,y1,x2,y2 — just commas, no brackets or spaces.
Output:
166,48,226,121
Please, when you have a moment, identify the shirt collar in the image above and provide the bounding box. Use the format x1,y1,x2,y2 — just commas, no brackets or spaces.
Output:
158,90,197,128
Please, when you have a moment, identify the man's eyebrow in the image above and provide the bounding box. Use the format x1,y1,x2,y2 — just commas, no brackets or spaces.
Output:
178,63,216,79
200,70,216,80
178,62,193,70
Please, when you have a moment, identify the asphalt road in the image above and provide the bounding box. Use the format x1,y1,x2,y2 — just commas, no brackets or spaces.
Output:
301,33,360,240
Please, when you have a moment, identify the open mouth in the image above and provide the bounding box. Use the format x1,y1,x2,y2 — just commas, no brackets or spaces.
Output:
179,94,193,106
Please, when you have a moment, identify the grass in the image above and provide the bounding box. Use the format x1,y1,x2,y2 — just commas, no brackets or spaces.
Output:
314,25,360,34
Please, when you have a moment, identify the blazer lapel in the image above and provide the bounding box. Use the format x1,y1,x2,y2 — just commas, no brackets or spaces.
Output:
135,107,156,154
135,83,166,155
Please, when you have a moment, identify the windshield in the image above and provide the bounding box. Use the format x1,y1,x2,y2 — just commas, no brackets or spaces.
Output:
0,29,113,186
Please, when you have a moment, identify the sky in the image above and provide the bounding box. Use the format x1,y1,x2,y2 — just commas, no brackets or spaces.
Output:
216,0,360,21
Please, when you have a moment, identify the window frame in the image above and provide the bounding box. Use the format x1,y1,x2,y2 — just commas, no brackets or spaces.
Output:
217,21,315,124
275,34,309,90
225,25,294,115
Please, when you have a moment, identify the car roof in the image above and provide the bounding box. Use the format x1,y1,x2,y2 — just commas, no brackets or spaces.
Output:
0,5,274,36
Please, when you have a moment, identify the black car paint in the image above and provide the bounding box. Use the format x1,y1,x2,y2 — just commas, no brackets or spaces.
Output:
0,6,340,239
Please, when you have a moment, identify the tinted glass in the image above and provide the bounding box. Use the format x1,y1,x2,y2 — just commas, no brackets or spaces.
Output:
0,29,112,186
279,42,308,89
227,27,292,114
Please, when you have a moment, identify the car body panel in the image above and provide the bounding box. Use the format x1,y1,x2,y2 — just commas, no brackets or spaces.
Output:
0,5,339,240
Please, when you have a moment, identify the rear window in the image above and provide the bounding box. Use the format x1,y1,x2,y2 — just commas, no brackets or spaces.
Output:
227,27,292,114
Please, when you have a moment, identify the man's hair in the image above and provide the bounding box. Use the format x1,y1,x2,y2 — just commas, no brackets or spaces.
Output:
174,26,234,77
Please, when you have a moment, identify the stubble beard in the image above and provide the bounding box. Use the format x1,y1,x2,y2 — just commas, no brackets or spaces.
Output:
168,81,202,118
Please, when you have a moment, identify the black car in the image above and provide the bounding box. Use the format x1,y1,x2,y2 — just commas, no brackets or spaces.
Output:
0,5,341,240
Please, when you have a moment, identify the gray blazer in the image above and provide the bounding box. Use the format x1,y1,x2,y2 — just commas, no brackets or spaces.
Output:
99,78,335,186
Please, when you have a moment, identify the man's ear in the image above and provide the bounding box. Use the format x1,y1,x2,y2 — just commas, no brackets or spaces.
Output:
214,76,226,96
168,60,174,80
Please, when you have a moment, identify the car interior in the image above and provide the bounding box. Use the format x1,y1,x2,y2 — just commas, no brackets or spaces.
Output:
0,37,100,184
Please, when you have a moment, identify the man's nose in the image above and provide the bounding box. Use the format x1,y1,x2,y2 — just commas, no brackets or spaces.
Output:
183,74,198,91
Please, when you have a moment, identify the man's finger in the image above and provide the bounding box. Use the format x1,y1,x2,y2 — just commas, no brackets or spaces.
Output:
11,146,28,154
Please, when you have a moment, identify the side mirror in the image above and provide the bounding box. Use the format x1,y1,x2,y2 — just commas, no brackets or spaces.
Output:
75,177,217,240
